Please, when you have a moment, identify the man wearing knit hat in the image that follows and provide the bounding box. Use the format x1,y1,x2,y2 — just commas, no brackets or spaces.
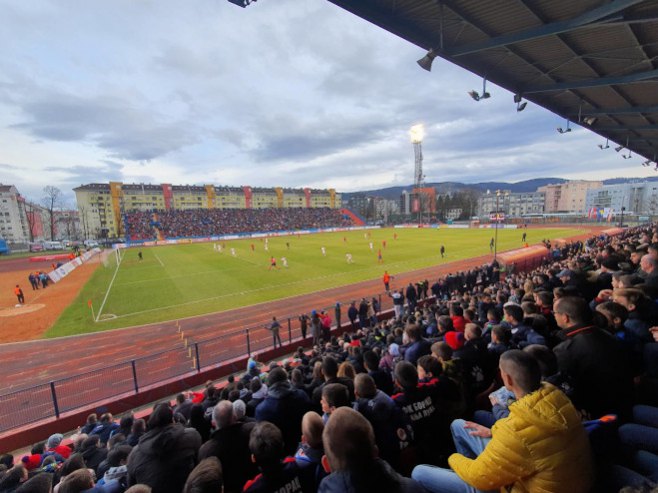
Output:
46,433,71,459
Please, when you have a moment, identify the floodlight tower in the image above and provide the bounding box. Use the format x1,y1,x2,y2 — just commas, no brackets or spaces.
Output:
410,124,425,223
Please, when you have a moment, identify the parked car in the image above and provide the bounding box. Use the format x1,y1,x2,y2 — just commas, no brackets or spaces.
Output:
29,243,44,252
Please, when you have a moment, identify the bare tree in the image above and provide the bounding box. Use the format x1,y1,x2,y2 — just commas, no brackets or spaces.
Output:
22,200,38,242
41,186,62,240
78,204,89,240
57,203,80,240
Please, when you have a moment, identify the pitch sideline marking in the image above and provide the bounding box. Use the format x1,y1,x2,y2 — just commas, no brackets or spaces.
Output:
96,249,124,322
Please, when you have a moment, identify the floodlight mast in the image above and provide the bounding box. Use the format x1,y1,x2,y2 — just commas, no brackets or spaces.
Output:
410,124,425,224
411,133,424,187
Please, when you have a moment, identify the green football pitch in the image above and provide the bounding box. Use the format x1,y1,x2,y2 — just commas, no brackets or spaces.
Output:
47,227,581,337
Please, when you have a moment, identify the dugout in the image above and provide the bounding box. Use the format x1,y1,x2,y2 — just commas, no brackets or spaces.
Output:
497,245,549,274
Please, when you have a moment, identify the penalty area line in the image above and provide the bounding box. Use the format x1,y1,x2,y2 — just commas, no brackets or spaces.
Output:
154,253,165,267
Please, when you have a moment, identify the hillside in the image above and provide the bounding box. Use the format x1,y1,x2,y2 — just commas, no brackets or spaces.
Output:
342,176,658,200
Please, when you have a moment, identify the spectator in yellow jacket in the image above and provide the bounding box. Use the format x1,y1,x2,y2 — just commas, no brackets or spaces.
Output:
412,349,593,493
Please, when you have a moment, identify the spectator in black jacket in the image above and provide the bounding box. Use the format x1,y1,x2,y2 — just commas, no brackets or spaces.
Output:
188,404,211,443
126,419,146,448
392,361,444,465
79,435,107,475
243,422,315,493
198,400,256,493
312,357,355,409
552,296,634,421
406,283,418,313
347,302,358,331
173,393,194,421
454,324,494,398
255,367,311,455
319,407,425,493
363,350,393,396
81,414,98,435
358,299,369,329
353,374,404,470
127,402,202,493
116,415,134,441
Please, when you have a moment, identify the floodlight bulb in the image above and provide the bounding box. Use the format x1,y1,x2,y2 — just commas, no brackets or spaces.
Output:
410,124,425,143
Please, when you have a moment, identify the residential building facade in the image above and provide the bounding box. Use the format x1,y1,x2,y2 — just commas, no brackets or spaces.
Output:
74,182,342,238
0,185,29,243
0,185,56,245
478,191,545,218
585,181,658,216
538,180,602,213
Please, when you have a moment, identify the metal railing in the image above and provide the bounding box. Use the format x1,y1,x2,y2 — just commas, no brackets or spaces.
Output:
0,292,393,434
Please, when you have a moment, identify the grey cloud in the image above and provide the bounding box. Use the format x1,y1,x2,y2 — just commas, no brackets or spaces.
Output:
251,119,390,161
424,114,555,155
154,45,226,78
9,90,199,161
43,162,123,183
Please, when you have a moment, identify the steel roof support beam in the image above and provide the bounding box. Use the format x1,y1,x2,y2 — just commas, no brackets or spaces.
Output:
575,105,658,115
594,125,658,130
444,0,644,57
326,1,437,51
522,68,658,93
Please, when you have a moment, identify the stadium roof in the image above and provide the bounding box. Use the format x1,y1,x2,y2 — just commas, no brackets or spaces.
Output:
329,0,658,164
315,1,658,166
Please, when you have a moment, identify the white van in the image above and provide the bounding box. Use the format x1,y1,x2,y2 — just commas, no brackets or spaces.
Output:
43,241,64,250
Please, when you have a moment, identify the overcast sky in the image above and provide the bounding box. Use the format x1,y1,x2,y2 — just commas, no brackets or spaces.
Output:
0,0,655,204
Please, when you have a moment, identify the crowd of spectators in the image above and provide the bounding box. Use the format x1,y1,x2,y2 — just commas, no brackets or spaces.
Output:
3,224,658,492
123,208,353,241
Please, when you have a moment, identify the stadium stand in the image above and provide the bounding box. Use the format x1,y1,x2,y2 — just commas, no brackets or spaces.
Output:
3,224,658,492
123,208,353,241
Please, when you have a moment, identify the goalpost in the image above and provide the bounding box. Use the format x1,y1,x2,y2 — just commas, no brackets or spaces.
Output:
100,247,123,268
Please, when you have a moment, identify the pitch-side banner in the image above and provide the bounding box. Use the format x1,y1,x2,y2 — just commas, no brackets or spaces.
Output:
48,248,101,283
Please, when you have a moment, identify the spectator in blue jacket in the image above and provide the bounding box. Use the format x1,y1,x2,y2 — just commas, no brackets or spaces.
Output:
403,325,431,366
90,414,120,445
